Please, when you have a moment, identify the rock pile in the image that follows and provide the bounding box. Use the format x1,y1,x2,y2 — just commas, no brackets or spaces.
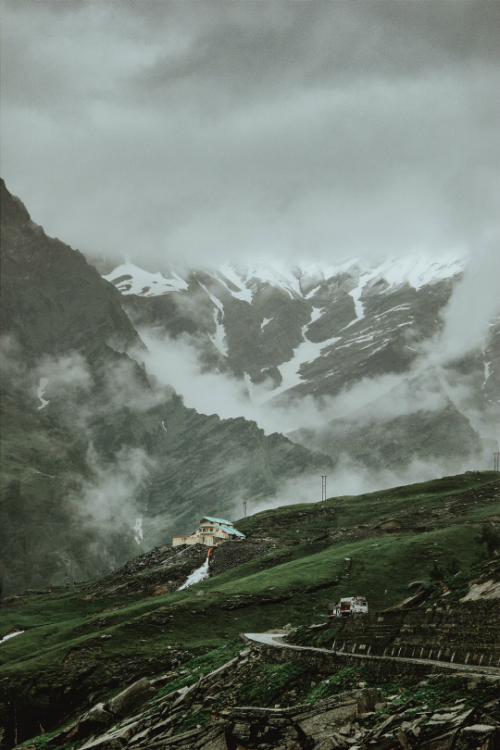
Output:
33,645,500,750
73,540,282,601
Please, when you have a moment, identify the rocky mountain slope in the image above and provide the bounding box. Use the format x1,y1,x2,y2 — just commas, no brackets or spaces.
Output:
1,471,499,748
102,258,499,475
0,180,332,597
103,258,466,396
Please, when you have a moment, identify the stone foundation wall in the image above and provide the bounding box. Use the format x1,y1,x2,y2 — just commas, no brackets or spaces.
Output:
258,644,472,685
324,600,500,670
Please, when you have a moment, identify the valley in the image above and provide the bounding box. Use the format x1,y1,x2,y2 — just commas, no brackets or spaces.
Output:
2,4,499,748
0,182,499,748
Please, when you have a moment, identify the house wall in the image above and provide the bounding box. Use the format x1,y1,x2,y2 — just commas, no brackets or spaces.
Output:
172,533,227,548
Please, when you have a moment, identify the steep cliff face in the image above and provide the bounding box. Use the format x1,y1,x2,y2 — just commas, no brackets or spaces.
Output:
0,180,141,360
0,181,332,597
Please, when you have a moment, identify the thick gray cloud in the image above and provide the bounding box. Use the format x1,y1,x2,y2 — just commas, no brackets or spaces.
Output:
1,1,499,268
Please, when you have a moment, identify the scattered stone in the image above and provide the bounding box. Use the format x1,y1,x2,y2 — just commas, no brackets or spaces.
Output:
106,678,156,717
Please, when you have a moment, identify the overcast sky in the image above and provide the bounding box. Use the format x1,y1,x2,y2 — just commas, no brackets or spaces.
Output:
1,1,499,270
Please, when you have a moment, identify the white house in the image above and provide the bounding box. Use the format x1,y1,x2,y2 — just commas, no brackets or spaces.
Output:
172,516,246,548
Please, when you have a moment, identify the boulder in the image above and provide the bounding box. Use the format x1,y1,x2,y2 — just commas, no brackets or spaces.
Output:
106,678,156,717
46,703,114,746
350,688,382,713
298,700,357,741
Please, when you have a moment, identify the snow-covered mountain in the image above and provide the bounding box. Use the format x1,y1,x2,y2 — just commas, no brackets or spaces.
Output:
104,254,498,476
104,254,468,399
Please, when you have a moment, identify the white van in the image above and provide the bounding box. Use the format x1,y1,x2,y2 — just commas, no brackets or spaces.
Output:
328,596,368,617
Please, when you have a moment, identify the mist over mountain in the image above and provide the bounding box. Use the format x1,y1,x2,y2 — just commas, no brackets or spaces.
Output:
102,256,499,475
1,176,498,600
0,180,332,597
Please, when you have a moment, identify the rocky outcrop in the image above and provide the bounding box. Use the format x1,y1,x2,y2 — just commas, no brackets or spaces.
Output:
32,645,500,750
0,179,141,360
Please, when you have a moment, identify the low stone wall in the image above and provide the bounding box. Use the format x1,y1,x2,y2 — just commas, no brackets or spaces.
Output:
324,600,500,670
258,643,500,687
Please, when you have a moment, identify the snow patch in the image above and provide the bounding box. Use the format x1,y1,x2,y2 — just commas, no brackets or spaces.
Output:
0,630,24,645
373,304,412,320
210,315,228,357
161,421,167,432
199,283,228,356
217,263,254,303
263,328,341,402
134,517,144,545
384,256,465,291
343,261,393,330
305,285,322,299
483,361,491,387
37,378,50,410
261,317,272,330
177,558,210,590
199,282,224,314
103,263,188,296
309,307,324,324
221,262,301,301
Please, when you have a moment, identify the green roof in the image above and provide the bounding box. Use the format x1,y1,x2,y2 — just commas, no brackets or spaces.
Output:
219,525,246,538
201,516,233,526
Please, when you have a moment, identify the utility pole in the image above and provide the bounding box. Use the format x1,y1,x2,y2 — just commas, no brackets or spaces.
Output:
243,501,247,518
494,452,500,472
321,476,327,502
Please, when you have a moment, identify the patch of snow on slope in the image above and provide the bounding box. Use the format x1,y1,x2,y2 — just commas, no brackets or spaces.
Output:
210,316,228,357
178,558,210,590
103,263,188,296
483,360,491,386
366,340,391,356
221,262,302,301
199,283,228,356
37,378,50,410
263,328,341,402
383,256,465,291
373,304,412,319
217,263,253,303
134,517,144,545
305,285,322,299
199,283,224,314
309,307,324,324
261,317,272,330
335,333,376,350
0,630,24,645
343,261,393,330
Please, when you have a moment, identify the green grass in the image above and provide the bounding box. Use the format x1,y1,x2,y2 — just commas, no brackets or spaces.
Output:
237,472,499,540
0,515,491,684
1,472,498,739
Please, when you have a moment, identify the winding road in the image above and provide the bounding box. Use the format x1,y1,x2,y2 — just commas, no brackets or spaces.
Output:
243,632,500,678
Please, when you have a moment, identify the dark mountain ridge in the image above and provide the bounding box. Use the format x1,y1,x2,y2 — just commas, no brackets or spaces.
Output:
0,180,332,597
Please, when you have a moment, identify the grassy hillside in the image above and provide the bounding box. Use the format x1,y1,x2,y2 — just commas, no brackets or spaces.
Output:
1,471,499,737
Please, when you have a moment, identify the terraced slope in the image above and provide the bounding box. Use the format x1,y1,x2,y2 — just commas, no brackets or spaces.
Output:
1,472,498,740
